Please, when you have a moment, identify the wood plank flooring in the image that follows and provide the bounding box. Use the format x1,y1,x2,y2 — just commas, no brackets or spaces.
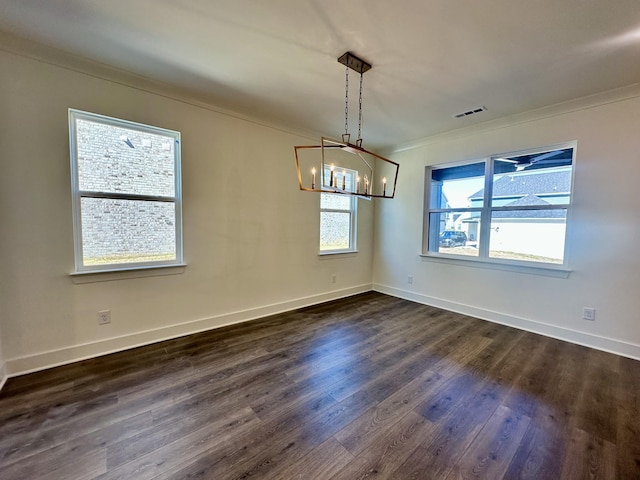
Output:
1,292,638,479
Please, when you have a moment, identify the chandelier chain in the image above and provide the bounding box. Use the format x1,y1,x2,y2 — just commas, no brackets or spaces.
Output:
357,72,363,142
344,66,349,136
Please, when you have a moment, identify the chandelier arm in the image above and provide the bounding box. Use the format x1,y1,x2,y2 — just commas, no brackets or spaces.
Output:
357,152,373,171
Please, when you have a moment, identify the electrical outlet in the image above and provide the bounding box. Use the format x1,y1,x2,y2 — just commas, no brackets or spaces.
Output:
408,275,414,285
331,274,337,284
582,307,596,321
98,310,111,325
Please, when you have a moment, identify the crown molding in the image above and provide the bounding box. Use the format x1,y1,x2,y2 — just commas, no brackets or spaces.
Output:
389,82,640,155
0,30,322,143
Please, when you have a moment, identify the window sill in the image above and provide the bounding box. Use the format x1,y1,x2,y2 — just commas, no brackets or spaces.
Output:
419,253,571,278
318,249,359,256
70,264,187,283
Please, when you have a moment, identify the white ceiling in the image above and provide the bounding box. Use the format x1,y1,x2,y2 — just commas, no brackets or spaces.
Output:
1,0,640,150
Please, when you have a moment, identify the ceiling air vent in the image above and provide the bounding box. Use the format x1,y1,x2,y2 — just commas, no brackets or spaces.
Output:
454,106,487,118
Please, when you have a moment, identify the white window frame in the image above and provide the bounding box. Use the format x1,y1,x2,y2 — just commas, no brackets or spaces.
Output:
69,109,184,274
319,167,358,255
422,142,576,274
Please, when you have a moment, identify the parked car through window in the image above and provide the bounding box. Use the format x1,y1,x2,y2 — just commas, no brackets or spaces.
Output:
439,231,467,247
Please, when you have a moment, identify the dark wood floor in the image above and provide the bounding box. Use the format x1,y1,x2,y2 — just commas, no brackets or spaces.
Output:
1,292,639,479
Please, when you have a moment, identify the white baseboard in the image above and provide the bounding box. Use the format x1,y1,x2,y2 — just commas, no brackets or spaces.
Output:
5,284,372,378
0,361,7,391
7,282,636,383
373,283,640,361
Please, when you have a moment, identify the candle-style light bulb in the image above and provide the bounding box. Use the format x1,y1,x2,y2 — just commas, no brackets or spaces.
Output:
356,176,361,194
311,167,316,189
364,174,369,196
382,177,387,196
330,164,335,187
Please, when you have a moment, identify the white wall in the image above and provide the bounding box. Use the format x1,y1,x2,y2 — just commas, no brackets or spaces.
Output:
374,87,640,359
0,325,6,390
0,41,374,375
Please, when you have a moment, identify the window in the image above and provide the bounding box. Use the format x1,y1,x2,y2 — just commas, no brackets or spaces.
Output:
69,109,183,273
320,167,357,253
424,143,575,268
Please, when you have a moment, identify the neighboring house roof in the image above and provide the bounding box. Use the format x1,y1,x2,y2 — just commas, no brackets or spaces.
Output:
493,194,566,219
502,194,549,207
470,169,571,199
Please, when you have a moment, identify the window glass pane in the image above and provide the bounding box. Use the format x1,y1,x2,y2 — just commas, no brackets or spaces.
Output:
431,162,485,209
321,192,351,210
320,211,351,251
489,208,567,264
492,148,573,206
428,212,480,257
76,119,176,197
80,197,176,266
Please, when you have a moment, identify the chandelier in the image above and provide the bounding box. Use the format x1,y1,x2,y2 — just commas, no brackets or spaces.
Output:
294,52,399,198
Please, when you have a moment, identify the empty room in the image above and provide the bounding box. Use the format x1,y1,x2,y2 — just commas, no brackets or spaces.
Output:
1,1,639,479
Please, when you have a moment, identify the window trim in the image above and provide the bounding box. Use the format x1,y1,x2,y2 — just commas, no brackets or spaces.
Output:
69,109,184,274
319,192,358,255
422,141,576,271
